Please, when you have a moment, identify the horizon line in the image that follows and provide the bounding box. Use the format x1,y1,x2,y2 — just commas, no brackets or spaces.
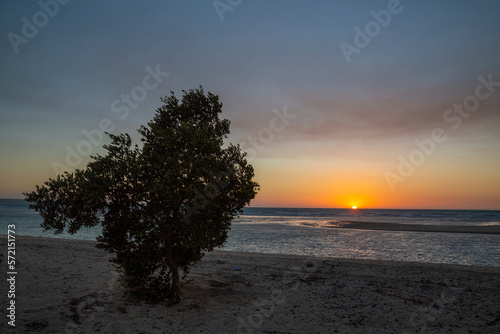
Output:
1,198,499,211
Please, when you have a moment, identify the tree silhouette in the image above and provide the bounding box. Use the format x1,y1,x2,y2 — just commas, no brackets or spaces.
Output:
25,88,259,303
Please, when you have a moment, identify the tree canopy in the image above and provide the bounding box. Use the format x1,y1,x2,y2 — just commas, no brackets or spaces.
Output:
25,88,259,303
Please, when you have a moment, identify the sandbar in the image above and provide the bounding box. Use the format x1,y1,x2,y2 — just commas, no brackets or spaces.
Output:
324,221,500,234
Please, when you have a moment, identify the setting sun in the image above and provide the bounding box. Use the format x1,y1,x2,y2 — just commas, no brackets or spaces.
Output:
352,206,357,210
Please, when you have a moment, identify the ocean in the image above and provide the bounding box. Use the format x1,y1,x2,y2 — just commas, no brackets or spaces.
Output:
1,199,499,266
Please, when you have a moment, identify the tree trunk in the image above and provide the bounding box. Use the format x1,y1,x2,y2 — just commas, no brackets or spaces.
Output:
170,264,181,304
164,225,181,304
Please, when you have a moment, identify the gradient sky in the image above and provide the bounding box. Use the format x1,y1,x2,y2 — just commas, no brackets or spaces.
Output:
1,0,499,209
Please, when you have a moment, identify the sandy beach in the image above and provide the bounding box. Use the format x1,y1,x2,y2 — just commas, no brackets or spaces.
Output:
1,235,499,333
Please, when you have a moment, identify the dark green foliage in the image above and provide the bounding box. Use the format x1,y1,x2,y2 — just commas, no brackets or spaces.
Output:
24,88,259,303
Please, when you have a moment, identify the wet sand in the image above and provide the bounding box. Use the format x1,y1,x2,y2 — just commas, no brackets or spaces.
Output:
325,221,500,234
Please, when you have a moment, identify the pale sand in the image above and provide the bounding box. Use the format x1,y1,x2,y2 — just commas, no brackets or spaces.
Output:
324,222,500,234
1,235,499,333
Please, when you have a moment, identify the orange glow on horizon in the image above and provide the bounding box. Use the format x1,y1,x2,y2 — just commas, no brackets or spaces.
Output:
247,157,500,210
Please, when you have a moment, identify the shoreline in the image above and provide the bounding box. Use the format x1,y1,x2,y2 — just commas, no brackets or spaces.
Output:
321,221,500,234
1,235,500,333
3,234,499,269
3,233,499,268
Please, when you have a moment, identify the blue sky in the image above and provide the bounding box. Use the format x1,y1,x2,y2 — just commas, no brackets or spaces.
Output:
1,0,499,208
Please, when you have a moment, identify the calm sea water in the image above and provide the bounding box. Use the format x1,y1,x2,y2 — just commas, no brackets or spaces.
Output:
1,199,499,266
